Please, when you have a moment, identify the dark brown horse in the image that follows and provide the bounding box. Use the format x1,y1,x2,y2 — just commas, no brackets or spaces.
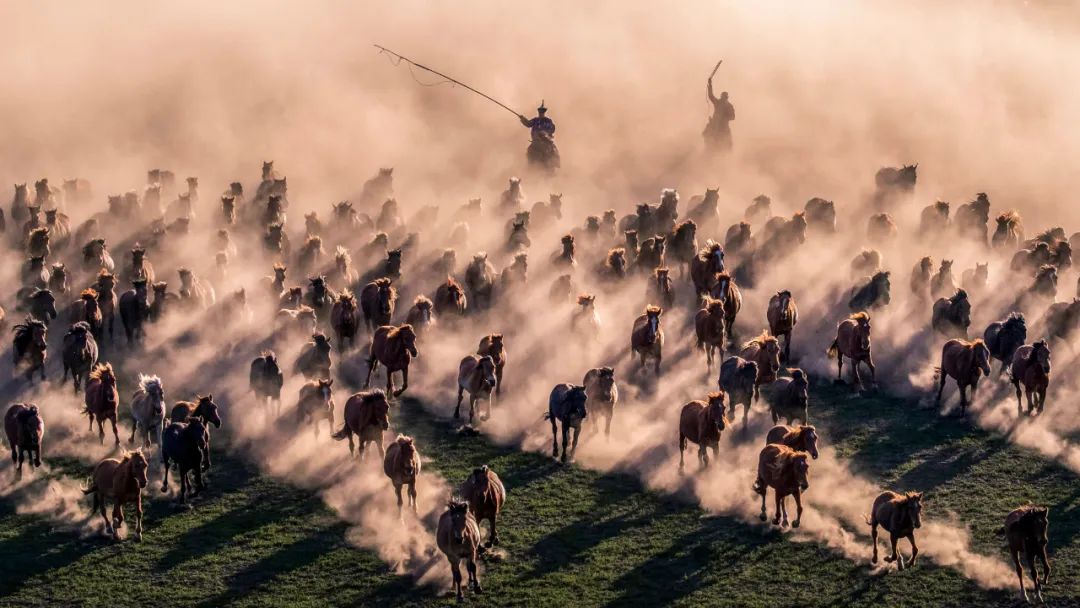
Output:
934,338,991,417
984,312,1027,375
849,271,891,312
1010,341,1051,416
5,403,43,479
931,289,971,338
383,434,420,518
992,210,1025,250
94,270,117,341
694,297,727,370
62,321,98,393
12,317,48,383
437,500,483,602
709,272,742,339
582,367,618,438
360,278,396,332
690,242,725,295
331,389,391,460
647,268,675,311
434,277,468,319
1004,505,1051,604
68,288,103,341
296,379,335,437
330,291,360,352
84,363,120,446
546,383,588,463
250,351,284,415
460,465,506,549
364,324,418,397
767,290,798,362
827,312,876,389
753,444,811,528
765,425,819,459
719,356,759,425
294,333,332,380
765,369,809,425
160,418,207,504
83,450,149,541
405,295,436,335
476,334,506,396
630,306,664,376
678,392,730,472
869,491,924,571
738,331,781,400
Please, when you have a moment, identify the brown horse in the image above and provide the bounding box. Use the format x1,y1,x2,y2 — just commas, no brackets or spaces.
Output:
250,352,284,416
477,334,506,396
931,289,971,338
934,338,991,417
719,357,759,425
630,306,664,376
767,290,798,362
436,500,483,602
363,324,418,397
1010,341,1051,416
765,425,819,459
709,272,742,339
434,277,468,319
456,355,497,423
84,363,120,446
647,268,675,311
383,434,421,518
62,322,98,393
694,297,727,370
83,450,150,541
766,369,809,425
405,295,436,335
293,333,332,380
738,331,781,400
678,392,730,472
582,367,618,438
330,291,360,352
5,403,44,479
910,256,933,302
753,444,811,528
992,210,1025,250
94,270,117,341
12,317,48,383
690,242,725,295
296,378,335,437
827,312,876,389
331,390,391,460
360,278,396,332
869,491,924,571
1004,505,1051,604
68,288,103,340
460,465,506,549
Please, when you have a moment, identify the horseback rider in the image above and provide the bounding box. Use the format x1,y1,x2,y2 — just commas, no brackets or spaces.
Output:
703,79,735,152
520,102,555,139
519,101,559,172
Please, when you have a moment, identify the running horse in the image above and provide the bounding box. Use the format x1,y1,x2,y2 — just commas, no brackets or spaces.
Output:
630,306,664,376
363,324,418,397
934,338,991,417
753,444,811,528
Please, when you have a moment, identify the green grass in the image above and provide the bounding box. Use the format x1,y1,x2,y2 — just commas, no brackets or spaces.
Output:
3,381,1080,607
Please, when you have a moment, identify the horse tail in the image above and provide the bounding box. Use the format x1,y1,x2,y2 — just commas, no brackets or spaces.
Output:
751,476,764,495
330,424,350,441
542,412,553,422
81,476,97,496
931,367,942,385
826,339,839,359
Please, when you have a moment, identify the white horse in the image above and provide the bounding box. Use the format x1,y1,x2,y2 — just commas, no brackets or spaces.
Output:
130,374,166,453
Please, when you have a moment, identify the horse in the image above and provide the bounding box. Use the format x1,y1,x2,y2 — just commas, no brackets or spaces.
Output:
961,262,989,294
745,194,772,224
62,322,98,393
873,164,917,207
765,424,819,459
464,253,496,311
738,331,781,400
827,312,876,389
1011,242,1053,275
294,333,332,380
26,226,50,259
278,286,304,311
931,289,971,338
598,247,628,282
581,367,618,438
678,392,730,472
668,220,698,278
330,291,360,352
405,295,436,335
725,222,754,256
363,324,418,397
804,197,836,234
18,287,57,327
47,263,68,295
955,192,990,246
460,465,505,549
160,418,207,503
499,253,529,292
124,246,155,286
630,306,664,376
477,334,506,396
765,369,809,425
383,434,421,518
296,379,335,437
249,352,284,415
94,271,117,340
434,277,468,319
992,210,1025,249
866,213,898,241
690,242,725,295
83,363,120,446
5,403,44,479
694,297,727,370
910,257,933,301
849,271,891,311
624,230,639,265
67,288,103,341
869,491,924,571
767,290,798,362
303,276,336,324
930,260,958,300
687,188,721,233
118,279,150,346
546,383,588,463
572,294,601,340
44,209,71,249
12,317,48,383
850,249,882,279
21,255,50,289
295,235,324,277
456,354,497,423
437,499,483,602
646,268,675,310
1010,340,1051,416
934,339,991,417
984,312,1027,375
709,272,742,339
10,183,29,223
331,389,391,460
753,444,811,528
719,356,759,425
83,450,150,541
130,374,166,449
177,267,215,310
360,278,396,332
549,234,573,267
1004,505,1051,604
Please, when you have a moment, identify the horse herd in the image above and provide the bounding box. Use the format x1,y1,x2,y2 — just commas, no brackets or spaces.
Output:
1,163,1061,602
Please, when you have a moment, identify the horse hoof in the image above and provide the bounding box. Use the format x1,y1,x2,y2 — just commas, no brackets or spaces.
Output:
134,532,143,542
160,484,169,493
781,520,789,529
759,513,767,522
473,583,483,594
883,556,895,563
792,519,800,529
871,556,878,564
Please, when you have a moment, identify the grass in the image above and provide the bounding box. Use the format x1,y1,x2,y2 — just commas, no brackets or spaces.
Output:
2,380,1079,607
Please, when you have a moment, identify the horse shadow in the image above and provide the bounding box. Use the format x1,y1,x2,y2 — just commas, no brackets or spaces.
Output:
0,510,103,599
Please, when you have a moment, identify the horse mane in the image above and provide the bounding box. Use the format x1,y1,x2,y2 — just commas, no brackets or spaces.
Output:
360,388,388,403
66,321,92,336
949,289,968,303
674,220,695,237
577,294,595,306
337,290,355,304
374,277,393,289
413,295,432,308
138,374,162,394
1007,505,1049,529
702,297,724,315
645,305,662,316
80,288,98,300
742,329,776,349
654,267,670,278
395,434,414,447
1036,264,1057,278
786,425,816,444
606,248,625,264
996,210,1021,224
444,276,463,291
89,362,114,381
767,446,809,479
697,241,723,258
335,246,350,262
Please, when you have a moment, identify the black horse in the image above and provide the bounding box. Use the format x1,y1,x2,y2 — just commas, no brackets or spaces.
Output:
984,313,1027,375
118,279,150,346
545,384,588,464
161,418,207,504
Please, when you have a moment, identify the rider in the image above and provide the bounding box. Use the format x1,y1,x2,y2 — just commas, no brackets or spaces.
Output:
703,80,735,152
519,101,555,141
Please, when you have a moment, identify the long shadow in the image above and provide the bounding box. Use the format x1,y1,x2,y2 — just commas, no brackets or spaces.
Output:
0,517,104,598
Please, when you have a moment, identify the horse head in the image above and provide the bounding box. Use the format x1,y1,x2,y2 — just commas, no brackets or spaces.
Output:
374,278,395,315
478,356,497,391
565,385,588,421
792,452,810,491
187,418,209,452
396,435,417,476
366,390,391,430
705,391,728,433
470,465,491,492
399,325,419,358
17,405,43,451
776,290,793,320
799,425,819,459
447,499,471,544
904,492,924,529
1032,340,1052,374
644,306,662,341
196,394,222,428
854,313,872,351
128,450,149,489
973,340,992,377
34,289,57,319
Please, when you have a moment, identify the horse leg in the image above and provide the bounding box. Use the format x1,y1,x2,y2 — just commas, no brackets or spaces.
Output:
450,558,463,601
489,514,499,547
1038,543,1051,585
1026,550,1040,602
161,456,171,493
678,433,686,472
97,418,106,445
604,410,612,439
1012,549,1027,603
495,364,503,397
699,444,708,470
758,485,768,521
1013,380,1023,415
852,361,863,391
907,532,919,565
409,480,418,514
792,489,803,528
394,484,403,520
871,518,879,563
570,424,581,462
773,492,783,526
98,493,112,537
346,430,355,457
396,366,409,397
551,420,559,459
128,420,138,445
455,386,464,420
936,368,947,407
111,500,124,537
837,354,844,382
958,383,968,417
468,558,482,594
1025,387,1034,416
363,357,376,388
194,461,205,493
866,357,876,383
469,396,477,424
134,494,143,542
654,351,662,376
1038,386,1047,415
179,467,188,504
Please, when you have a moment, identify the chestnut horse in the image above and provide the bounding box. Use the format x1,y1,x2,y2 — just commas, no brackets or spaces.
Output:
694,297,727,370
83,450,150,540
767,290,798,362
360,278,396,332
869,491,924,571
437,500,483,601
12,317,48,383
331,389,391,460
827,312,876,389
363,324,418,397
5,403,44,479
1004,505,1051,604
1010,340,1051,416
296,379,335,437
690,242,725,295
753,444,811,528
738,331,781,400
678,391,730,472
383,434,421,518
460,465,506,549
84,363,120,446
434,277,468,319
477,334,506,396
934,339,991,417
765,424,819,459
630,306,664,376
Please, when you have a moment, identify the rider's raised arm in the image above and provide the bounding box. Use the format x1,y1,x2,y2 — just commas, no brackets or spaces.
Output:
519,114,532,127
707,79,718,104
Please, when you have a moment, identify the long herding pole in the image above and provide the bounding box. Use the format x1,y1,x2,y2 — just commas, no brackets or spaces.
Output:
374,44,522,118
708,59,723,81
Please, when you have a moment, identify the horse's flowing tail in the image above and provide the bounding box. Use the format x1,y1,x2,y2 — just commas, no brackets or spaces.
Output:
931,366,942,385
542,412,553,421
826,339,839,359
81,476,97,497
330,424,350,441
751,476,764,495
